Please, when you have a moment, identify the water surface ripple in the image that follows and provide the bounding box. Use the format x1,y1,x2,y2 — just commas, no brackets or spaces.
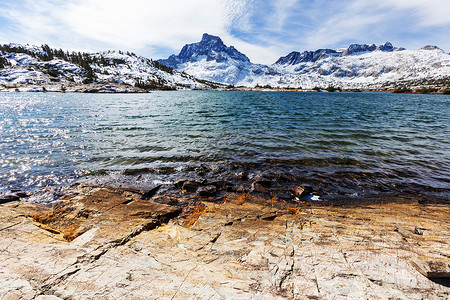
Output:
0,91,449,200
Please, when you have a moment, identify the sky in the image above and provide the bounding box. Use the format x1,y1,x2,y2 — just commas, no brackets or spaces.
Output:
0,0,449,64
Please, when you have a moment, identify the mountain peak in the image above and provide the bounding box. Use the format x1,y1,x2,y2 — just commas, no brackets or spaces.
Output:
345,43,377,55
378,42,394,52
201,33,222,43
421,45,442,51
275,49,339,65
276,41,407,65
159,33,250,68
342,42,397,56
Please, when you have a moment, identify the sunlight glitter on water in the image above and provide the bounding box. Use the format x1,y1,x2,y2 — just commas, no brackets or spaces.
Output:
0,91,449,200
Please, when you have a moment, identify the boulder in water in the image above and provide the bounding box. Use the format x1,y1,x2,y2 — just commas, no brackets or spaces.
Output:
291,186,313,200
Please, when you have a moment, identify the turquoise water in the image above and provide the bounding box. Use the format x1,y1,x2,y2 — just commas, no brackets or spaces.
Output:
0,91,449,200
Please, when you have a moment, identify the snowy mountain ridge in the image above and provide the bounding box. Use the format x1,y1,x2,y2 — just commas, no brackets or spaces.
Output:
274,42,404,65
0,43,220,92
159,34,450,89
159,33,270,86
161,33,250,67
1,36,449,92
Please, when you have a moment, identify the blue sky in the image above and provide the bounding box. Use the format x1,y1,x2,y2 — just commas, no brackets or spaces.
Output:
0,0,449,64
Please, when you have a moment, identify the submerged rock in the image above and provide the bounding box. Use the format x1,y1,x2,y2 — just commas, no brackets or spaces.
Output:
0,190,30,204
235,185,246,193
182,181,200,192
0,194,20,204
174,178,188,189
275,173,295,182
253,177,272,187
291,185,313,199
140,185,161,200
251,182,267,193
250,177,272,193
236,171,248,180
197,185,217,197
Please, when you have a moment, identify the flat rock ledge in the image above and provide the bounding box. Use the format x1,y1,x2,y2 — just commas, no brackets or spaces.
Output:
0,185,449,299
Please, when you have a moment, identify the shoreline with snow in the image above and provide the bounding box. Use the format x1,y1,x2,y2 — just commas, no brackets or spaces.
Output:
1,83,449,94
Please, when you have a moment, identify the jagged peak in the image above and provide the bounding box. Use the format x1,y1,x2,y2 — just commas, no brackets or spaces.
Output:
159,33,250,68
274,49,338,65
275,51,301,65
342,42,396,56
421,45,442,51
345,43,377,55
201,33,223,44
275,41,408,65
378,41,394,52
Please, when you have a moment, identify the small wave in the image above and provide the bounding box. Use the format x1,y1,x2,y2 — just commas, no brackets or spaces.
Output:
265,157,362,167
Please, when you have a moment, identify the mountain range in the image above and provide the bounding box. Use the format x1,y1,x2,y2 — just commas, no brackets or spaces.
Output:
1,34,449,92
159,33,450,90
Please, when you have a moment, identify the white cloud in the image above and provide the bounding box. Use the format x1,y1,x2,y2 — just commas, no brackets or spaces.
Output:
296,0,450,50
0,0,253,57
0,1,64,43
303,4,388,49
270,0,298,32
0,0,282,63
0,0,449,64
381,0,450,26
225,35,286,64
223,0,255,31
61,0,228,49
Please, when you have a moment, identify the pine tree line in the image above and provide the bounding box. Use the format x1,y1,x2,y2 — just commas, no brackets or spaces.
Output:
134,78,176,91
0,43,176,84
0,44,97,82
151,60,173,74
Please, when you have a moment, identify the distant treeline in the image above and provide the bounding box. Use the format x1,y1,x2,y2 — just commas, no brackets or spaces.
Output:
0,44,174,81
0,44,96,82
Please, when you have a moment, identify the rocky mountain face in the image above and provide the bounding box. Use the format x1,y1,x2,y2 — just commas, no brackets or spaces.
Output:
275,42,404,65
0,43,219,92
160,33,250,68
271,44,450,90
160,34,450,89
275,49,340,65
160,34,272,86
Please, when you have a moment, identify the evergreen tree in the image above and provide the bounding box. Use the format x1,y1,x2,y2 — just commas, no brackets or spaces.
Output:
0,56,10,68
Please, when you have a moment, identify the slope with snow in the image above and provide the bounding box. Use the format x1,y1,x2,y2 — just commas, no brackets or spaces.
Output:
270,45,450,89
159,33,278,86
159,35,450,89
1,38,449,91
0,43,219,92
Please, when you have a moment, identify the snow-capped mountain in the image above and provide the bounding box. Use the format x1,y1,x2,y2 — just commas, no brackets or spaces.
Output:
271,44,450,89
159,34,276,85
0,43,219,92
160,34,450,89
2,37,449,92
161,33,250,67
275,42,403,65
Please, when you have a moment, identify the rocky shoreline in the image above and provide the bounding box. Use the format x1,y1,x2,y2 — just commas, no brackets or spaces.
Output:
2,82,450,94
0,83,150,93
0,182,449,299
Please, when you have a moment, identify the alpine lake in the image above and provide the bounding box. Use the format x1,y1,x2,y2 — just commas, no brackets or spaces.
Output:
1,90,449,203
